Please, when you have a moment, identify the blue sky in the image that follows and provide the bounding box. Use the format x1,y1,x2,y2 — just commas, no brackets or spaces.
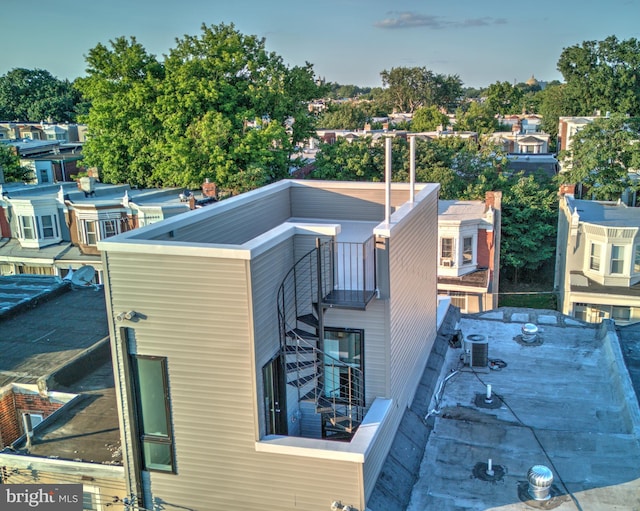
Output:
2,0,638,88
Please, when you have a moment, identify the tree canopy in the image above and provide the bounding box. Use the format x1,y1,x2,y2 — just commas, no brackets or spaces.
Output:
454,102,498,134
380,67,462,114
0,145,31,182
561,115,640,200
411,106,449,132
76,23,321,193
484,81,524,115
558,36,640,117
0,68,80,122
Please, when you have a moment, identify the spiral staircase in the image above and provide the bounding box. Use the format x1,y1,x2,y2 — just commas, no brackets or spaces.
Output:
276,237,376,440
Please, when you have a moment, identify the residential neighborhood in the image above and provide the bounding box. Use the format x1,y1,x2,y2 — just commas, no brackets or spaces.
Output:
1,12,640,511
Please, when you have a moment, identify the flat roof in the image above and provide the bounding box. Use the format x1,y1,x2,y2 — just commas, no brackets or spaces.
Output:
0,284,120,466
438,200,486,222
0,284,108,386
405,309,640,510
569,196,640,227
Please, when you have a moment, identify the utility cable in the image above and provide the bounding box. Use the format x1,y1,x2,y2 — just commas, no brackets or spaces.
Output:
471,369,584,511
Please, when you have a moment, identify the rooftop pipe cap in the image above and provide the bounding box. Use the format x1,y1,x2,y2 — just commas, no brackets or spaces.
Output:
521,323,539,342
527,465,553,501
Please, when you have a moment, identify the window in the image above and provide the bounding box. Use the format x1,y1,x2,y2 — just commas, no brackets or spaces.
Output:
462,237,473,265
634,246,640,273
23,413,43,432
20,216,36,239
589,243,601,271
103,219,119,238
611,245,625,274
323,328,364,406
41,215,56,238
131,356,175,472
612,306,631,322
441,238,454,266
85,221,98,245
39,168,49,183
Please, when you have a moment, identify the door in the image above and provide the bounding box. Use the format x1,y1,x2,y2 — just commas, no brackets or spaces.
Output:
263,354,287,435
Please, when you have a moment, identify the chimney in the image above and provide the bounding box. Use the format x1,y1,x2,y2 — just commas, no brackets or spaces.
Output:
202,178,217,199
485,191,502,211
559,184,576,196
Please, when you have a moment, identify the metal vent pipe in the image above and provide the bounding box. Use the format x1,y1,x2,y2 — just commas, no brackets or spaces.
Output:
527,465,553,500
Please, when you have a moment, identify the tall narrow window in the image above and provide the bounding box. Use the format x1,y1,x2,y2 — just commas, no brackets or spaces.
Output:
41,215,56,238
611,245,624,274
323,328,364,406
441,238,454,266
20,216,35,240
85,221,97,245
131,356,175,472
634,246,640,273
589,243,601,271
462,236,473,265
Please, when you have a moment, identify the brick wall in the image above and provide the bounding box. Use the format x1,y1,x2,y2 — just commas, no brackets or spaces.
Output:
0,388,64,447
0,390,19,449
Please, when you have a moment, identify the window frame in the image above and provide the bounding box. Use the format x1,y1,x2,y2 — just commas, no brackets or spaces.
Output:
610,244,625,275
589,243,601,272
40,214,56,239
130,355,176,473
462,236,473,265
635,245,640,274
440,237,454,265
20,215,36,240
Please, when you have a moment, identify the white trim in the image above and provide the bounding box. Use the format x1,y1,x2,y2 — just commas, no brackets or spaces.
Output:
255,398,392,462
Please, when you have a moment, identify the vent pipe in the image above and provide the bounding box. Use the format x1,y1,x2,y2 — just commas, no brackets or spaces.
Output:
521,323,539,343
527,465,553,500
409,135,416,203
385,137,391,225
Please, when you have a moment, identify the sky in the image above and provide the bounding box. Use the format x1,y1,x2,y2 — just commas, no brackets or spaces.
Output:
1,0,639,89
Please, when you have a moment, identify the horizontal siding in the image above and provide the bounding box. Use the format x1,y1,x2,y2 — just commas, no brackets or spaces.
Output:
104,249,366,511
324,298,389,405
290,183,412,222
389,188,438,406
153,187,291,244
250,237,295,437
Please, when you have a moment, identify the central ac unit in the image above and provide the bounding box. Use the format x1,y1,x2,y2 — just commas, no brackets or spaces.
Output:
463,334,489,368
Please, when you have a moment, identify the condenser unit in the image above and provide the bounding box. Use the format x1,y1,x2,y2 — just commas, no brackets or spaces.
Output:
463,334,489,368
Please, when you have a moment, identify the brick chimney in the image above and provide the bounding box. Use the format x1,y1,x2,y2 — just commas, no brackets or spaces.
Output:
202,178,217,199
558,184,576,196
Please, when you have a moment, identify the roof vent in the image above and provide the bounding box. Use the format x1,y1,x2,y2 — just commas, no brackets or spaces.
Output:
521,323,538,343
527,465,553,500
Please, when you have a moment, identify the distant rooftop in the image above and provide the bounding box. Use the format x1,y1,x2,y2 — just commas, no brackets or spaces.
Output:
568,196,640,227
438,200,486,222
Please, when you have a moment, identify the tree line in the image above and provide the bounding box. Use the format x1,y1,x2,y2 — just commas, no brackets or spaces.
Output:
1,29,639,283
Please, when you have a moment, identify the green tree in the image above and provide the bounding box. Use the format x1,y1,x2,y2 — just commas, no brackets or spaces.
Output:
455,102,498,134
313,137,386,181
0,68,80,122
499,173,558,283
561,115,640,200
537,83,579,138
557,36,640,116
411,106,449,132
380,67,463,113
77,23,321,192
0,144,31,182
484,81,524,115
318,103,369,130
